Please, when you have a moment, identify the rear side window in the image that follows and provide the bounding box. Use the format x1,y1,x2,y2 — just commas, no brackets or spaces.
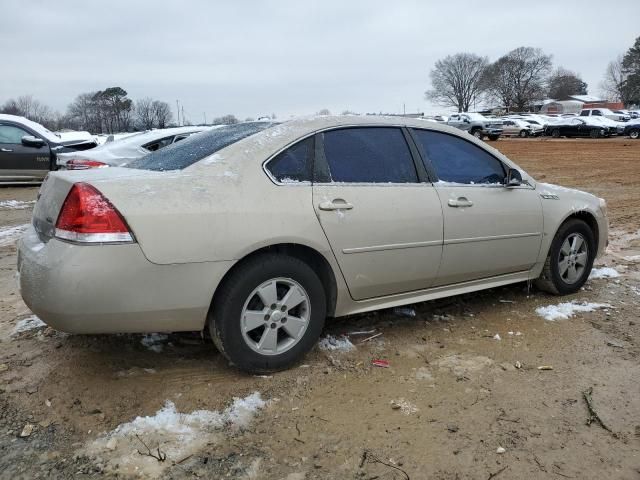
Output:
126,122,277,171
411,129,505,185
321,127,417,183
266,137,313,183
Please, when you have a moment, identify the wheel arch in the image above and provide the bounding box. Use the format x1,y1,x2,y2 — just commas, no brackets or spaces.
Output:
555,210,600,253
210,243,339,319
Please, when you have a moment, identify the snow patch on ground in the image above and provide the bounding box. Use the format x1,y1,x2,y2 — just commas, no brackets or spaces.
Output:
589,267,620,279
140,333,169,353
12,315,46,335
318,335,355,352
0,224,29,247
0,200,35,210
84,393,266,477
535,301,611,321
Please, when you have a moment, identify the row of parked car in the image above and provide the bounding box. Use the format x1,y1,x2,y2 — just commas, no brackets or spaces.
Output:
0,113,210,183
425,108,640,141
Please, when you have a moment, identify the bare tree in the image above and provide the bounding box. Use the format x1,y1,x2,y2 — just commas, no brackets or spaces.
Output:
483,47,552,111
135,97,155,130
1,95,57,129
317,108,332,115
599,55,626,102
426,53,489,112
151,100,173,128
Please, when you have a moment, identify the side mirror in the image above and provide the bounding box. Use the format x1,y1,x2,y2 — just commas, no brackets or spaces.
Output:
463,118,470,123
505,168,522,187
21,135,46,148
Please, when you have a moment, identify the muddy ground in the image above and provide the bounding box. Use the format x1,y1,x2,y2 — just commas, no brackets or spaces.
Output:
0,137,639,480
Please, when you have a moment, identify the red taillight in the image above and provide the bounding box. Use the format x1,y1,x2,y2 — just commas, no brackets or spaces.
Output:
66,159,108,170
55,183,134,243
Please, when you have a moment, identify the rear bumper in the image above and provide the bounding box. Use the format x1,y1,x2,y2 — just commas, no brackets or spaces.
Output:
17,226,233,334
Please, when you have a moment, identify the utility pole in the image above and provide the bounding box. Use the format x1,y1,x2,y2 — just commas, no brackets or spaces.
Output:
176,100,180,126
203,112,206,125
181,106,185,126
403,103,406,115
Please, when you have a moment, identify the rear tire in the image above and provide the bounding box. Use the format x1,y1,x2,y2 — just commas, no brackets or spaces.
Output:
590,129,600,139
534,219,596,295
209,254,326,373
551,129,560,138
519,130,529,138
629,128,640,139
488,135,500,141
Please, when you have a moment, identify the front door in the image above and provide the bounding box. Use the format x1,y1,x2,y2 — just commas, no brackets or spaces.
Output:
312,127,444,300
0,123,50,180
410,128,543,286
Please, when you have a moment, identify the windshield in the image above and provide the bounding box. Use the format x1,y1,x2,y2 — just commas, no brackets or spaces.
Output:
125,122,277,171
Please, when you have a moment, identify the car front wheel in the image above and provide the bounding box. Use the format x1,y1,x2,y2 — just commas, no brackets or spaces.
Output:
629,128,640,139
535,219,596,295
209,254,326,373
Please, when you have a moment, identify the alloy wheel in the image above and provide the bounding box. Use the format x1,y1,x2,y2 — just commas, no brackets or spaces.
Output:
240,277,310,355
557,233,588,284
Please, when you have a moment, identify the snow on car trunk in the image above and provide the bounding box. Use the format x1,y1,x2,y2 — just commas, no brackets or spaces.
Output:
83,392,267,477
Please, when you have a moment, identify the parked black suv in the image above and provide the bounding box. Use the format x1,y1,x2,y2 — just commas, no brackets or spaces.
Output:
0,114,97,184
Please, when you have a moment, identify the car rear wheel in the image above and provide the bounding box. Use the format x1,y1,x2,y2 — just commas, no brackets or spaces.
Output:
629,128,640,139
590,129,600,139
535,219,595,295
209,254,326,373
551,129,560,138
519,130,529,138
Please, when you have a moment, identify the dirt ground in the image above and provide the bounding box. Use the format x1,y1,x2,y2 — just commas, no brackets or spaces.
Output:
0,137,639,480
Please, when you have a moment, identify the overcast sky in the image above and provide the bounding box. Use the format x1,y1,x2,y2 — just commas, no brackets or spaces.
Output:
1,0,637,122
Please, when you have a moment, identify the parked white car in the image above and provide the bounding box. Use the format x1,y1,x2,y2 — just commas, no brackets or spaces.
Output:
57,126,209,169
18,116,608,373
580,108,629,122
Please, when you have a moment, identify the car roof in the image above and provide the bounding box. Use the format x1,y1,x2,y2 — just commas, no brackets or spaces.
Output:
0,113,61,143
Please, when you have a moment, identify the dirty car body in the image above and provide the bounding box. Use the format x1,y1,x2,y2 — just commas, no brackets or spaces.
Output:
18,116,608,372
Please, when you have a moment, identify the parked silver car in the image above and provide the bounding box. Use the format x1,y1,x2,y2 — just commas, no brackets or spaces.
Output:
18,116,608,372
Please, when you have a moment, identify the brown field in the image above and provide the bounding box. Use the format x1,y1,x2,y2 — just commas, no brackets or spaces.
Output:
0,138,639,479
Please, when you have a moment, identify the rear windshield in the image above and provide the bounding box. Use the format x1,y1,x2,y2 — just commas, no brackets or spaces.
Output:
125,122,277,171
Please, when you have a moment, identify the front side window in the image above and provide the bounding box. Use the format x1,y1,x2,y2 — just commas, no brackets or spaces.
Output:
411,129,505,185
321,127,417,183
592,110,602,116
580,111,589,116
266,137,313,183
0,125,29,144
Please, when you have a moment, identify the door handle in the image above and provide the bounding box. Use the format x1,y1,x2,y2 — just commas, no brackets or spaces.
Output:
318,199,354,211
448,197,473,208
0,148,13,152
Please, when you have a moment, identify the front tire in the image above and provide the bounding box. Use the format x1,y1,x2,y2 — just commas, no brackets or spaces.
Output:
488,135,500,141
590,129,600,139
629,128,640,139
551,129,560,138
519,130,529,138
535,219,596,295
471,128,483,139
209,254,326,373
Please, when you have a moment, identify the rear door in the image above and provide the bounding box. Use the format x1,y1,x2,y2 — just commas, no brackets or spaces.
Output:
312,127,443,300
0,123,50,180
410,128,543,286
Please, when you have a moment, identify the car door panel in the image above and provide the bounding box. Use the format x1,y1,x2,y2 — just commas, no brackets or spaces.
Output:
433,185,543,285
314,184,443,299
409,128,543,286
0,124,50,180
311,127,444,301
